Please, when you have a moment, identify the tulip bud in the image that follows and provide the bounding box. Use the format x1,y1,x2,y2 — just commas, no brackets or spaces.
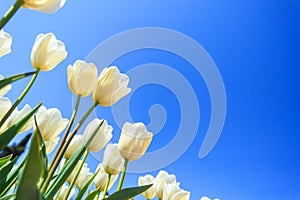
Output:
0,30,12,58
92,66,131,106
64,135,84,159
118,122,153,161
56,184,75,200
31,33,67,71
154,170,177,199
7,104,33,133
67,60,98,96
23,0,66,14
138,174,156,199
103,143,124,175
82,119,112,152
35,106,69,142
94,163,119,191
162,182,190,200
0,74,12,97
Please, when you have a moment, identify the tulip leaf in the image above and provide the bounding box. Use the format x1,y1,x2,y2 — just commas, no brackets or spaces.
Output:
75,169,100,200
104,184,153,200
15,120,45,200
0,155,12,168
0,71,36,90
0,157,26,197
0,102,42,150
44,120,104,200
0,158,17,190
85,190,100,200
0,194,15,200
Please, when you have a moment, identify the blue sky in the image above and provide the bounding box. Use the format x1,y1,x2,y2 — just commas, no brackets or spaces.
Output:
0,0,299,199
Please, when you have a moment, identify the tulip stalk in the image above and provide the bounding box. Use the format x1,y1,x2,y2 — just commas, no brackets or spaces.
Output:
0,0,24,30
0,69,39,129
117,159,129,191
65,149,89,200
40,102,97,193
102,173,111,200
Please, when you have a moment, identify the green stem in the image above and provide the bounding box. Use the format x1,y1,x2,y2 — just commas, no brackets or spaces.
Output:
117,159,129,191
0,0,24,30
40,102,97,193
0,70,39,129
102,174,111,199
65,149,89,200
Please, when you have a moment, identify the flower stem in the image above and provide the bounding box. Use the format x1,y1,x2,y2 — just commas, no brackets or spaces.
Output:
40,102,97,193
0,70,39,129
102,174,111,199
0,0,24,30
117,159,129,191
65,149,89,200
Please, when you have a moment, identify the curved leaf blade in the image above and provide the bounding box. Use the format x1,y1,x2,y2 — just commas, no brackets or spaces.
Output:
0,71,36,90
104,184,153,200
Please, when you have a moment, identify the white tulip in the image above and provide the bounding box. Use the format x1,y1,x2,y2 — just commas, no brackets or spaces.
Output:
162,182,190,200
94,163,119,191
7,104,33,133
0,30,12,58
35,106,68,141
0,97,12,134
31,33,67,71
92,66,131,106
154,170,177,199
67,161,92,189
82,118,113,152
67,60,98,96
56,184,75,200
118,122,153,161
64,135,84,159
138,174,156,199
0,74,12,96
103,143,124,175
23,0,66,14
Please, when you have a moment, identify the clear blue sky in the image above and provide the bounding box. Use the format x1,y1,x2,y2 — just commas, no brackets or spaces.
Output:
0,0,299,199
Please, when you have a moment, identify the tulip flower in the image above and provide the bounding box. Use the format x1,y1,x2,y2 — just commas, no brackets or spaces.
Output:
0,74,12,97
138,174,156,199
45,137,60,154
0,30,12,58
154,170,177,199
162,182,190,200
82,118,113,152
103,143,124,175
64,135,84,159
0,97,12,134
23,0,66,14
67,60,98,96
118,122,153,161
35,106,68,141
7,104,33,133
56,184,75,200
94,163,119,191
31,33,67,71
92,66,131,106
67,160,92,189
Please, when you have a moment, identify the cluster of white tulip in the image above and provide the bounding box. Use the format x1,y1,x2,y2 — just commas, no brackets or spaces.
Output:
0,1,195,199
138,170,190,200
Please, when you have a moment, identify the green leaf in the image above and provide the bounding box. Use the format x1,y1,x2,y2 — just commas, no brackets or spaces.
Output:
75,169,100,200
104,184,153,200
0,158,17,188
0,102,42,150
0,71,36,90
0,157,26,197
15,119,45,200
0,194,15,200
85,190,100,200
44,120,104,200
0,155,12,168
